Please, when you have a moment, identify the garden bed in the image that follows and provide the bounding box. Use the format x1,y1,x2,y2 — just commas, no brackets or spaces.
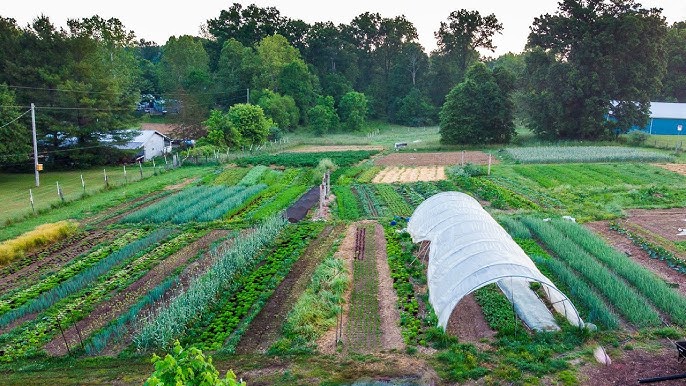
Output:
624,208,686,242
375,151,495,166
372,166,446,183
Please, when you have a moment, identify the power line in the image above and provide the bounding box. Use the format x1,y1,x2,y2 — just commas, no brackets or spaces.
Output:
0,109,31,129
7,84,249,97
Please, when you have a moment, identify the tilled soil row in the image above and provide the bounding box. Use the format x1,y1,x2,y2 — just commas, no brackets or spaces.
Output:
0,229,125,295
43,230,229,356
236,224,343,354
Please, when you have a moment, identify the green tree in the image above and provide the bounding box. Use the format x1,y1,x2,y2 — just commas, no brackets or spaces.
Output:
338,91,368,131
308,96,339,135
158,35,212,139
659,22,686,102
227,103,271,146
0,85,31,167
435,10,503,73
439,63,514,145
395,88,436,127
254,34,303,91
277,60,319,124
144,340,245,386
215,38,257,104
526,0,667,139
255,89,299,131
203,109,240,148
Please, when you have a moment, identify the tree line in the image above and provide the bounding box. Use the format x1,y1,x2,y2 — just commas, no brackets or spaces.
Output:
0,0,685,167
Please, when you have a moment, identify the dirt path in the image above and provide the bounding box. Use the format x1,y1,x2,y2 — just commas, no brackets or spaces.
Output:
0,229,124,294
43,230,228,356
236,225,343,354
586,221,686,298
446,293,496,347
374,223,404,351
580,343,686,385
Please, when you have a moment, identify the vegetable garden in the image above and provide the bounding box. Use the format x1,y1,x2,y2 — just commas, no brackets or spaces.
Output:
1,145,686,385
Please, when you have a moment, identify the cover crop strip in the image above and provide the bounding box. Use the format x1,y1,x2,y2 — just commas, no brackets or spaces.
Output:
0,229,173,328
333,186,362,221
550,219,686,326
0,221,79,266
522,218,662,327
374,184,412,216
134,215,287,349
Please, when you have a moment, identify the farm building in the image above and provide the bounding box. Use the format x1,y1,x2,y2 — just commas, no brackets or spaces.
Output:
407,192,582,331
642,102,686,135
116,130,172,161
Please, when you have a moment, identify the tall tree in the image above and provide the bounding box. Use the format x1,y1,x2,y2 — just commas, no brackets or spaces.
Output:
205,3,285,48
158,35,212,139
658,22,686,102
439,63,514,145
435,10,503,73
0,85,31,167
526,0,667,139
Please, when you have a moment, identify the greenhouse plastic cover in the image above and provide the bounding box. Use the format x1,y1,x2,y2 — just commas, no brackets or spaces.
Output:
407,192,582,330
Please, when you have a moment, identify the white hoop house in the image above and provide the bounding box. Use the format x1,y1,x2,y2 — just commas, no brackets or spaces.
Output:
407,192,582,330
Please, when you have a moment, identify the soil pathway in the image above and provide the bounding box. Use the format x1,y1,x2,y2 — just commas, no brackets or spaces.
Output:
446,293,496,348
236,225,342,354
373,223,404,351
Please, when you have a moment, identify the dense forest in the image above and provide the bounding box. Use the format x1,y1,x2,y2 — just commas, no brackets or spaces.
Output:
0,0,685,167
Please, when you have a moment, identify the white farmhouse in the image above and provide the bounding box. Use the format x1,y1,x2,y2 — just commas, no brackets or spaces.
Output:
117,130,172,161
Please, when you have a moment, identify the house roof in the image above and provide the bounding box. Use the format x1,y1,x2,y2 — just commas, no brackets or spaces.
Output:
650,102,686,120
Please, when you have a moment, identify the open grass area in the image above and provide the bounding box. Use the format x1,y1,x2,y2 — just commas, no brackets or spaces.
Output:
0,163,166,225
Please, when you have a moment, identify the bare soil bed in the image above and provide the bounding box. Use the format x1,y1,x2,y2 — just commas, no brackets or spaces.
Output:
654,163,686,176
375,151,496,166
586,221,686,298
285,145,384,153
373,223,404,351
372,166,446,183
581,344,686,385
624,208,686,242
236,225,342,354
446,293,496,347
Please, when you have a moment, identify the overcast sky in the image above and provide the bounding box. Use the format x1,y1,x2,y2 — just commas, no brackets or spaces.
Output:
2,1,685,56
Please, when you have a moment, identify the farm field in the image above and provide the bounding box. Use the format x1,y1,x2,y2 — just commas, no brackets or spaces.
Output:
0,144,685,385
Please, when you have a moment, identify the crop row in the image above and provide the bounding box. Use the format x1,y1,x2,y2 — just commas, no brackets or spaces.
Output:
237,165,269,185
212,167,250,186
234,150,379,168
0,229,146,316
384,227,425,345
333,186,363,221
522,217,662,327
504,146,673,163
0,230,195,361
374,185,413,216
185,223,324,351
270,250,348,354
248,184,308,221
234,169,305,221
123,185,265,224
394,185,425,208
353,184,385,218
134,215,287,349
446,169,538,210
610,223,686,275
0,229,174,328
549,219,686,326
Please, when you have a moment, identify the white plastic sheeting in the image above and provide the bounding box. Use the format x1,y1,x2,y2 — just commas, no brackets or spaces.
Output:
407,192,582,330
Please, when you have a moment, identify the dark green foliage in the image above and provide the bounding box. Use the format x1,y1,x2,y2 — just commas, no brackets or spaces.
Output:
0,85,30,167
659,23,686,102
394,88,435,127
234,150,378,168
439,63,514,145
255,90,299,131
525,0,667,139
308,95,339,135
338,91,368,131
333,186,362,220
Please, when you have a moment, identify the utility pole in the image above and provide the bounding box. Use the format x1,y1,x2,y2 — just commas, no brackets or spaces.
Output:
31,103,39,187
246,88,250,104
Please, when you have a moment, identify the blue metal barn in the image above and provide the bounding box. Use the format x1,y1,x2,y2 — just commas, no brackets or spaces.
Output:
643,102,686,135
